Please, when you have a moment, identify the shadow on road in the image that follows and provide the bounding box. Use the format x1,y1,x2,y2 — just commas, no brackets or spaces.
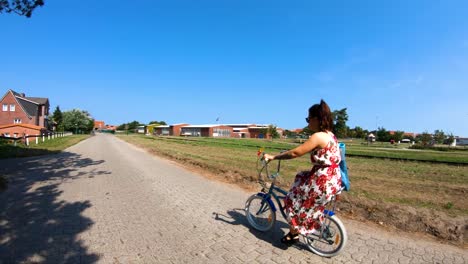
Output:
213,208,295,250
0,151,110,263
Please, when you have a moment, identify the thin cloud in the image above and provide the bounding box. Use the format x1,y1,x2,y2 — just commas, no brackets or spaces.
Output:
388,75,424,89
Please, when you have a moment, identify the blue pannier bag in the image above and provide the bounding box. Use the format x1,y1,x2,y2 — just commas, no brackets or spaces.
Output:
338,143,350,191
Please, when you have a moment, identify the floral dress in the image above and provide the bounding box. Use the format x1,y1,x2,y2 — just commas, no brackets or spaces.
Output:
284,131,342,235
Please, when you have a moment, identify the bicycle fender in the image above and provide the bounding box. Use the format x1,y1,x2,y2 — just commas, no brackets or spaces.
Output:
256,193,277,212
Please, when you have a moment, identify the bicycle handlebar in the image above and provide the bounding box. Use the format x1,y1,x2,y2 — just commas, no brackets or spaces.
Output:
257,151,282,181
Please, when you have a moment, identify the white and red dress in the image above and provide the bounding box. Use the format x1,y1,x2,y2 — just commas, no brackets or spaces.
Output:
284,131,342,235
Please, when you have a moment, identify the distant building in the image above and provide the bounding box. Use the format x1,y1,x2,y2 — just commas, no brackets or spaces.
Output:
136,125,146,134
94,121,105,130
224,124,255,138
455,137,468,146
105,125,117,131
153,123,189,136
151,123,283,139
180,125,233,137
146,124,161,135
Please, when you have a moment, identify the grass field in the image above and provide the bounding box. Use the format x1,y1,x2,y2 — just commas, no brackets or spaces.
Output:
117,134,468,244
125,136,468,164
0,135,90,159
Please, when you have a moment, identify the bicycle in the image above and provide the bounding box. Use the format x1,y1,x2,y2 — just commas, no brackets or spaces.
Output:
244,152,347,257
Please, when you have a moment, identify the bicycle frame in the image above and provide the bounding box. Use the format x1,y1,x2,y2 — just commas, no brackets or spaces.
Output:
257,154,339,224
248,153,348,257
257,182,289,220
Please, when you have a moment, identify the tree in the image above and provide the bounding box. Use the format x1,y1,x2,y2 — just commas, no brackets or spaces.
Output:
267,124,280,139
376,127,391,142
302,126,313,137
332,108,348,138
149,120,167,125
433,130,445,144
446,133,455,147
416,131,433,146
126,121,140,130
62,109,94,134
52,106,63,131
0,0,44,17
353,126,366,139
391,130,405,142
284,130,298,139
117,121,141,131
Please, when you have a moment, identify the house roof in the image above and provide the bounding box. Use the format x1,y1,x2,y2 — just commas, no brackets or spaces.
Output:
171,123,189,126
182,124,225,128
16,97,39,118
2,89,49,118
25,97,49,105
224,124,256,127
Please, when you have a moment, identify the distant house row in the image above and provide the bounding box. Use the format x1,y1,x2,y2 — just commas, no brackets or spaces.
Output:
136,123,284,139
94,121,117,131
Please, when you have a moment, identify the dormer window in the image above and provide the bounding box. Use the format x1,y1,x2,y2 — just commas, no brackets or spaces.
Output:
10,104,15,111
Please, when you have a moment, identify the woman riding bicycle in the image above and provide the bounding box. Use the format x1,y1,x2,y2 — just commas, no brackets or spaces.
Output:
264,99,342,246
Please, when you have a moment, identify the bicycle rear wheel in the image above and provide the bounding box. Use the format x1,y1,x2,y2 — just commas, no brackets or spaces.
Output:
245,194,276,232
305,215,347,257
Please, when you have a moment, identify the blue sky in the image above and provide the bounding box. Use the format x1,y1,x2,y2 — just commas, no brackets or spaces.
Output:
1,0,467,136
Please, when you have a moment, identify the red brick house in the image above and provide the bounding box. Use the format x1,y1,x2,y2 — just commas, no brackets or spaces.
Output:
94,120,105,130
0,89,50,136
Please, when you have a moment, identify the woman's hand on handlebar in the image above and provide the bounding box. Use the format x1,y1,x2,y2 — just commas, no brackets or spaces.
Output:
263,154,275,162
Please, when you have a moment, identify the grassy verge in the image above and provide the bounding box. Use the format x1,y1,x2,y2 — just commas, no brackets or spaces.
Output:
118,134,468,245
0,135,90,159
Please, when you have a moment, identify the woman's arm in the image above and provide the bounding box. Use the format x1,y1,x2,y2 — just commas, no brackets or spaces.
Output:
265,132,327,161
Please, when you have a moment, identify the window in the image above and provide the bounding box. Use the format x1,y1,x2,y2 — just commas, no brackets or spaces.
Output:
10,104,15,111
2,104,7,111
14,118,21,124
4,133,10,137
213,128,231,137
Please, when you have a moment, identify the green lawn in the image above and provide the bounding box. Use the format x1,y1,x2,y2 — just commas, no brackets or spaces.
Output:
0,135,90,159
136,136,468,164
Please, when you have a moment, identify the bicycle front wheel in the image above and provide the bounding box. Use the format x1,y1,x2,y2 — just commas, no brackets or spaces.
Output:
305,215,347,257
245,194,276,232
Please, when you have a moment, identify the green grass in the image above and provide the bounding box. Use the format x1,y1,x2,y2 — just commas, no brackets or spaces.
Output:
346,145,468,163
138,136,468,164
0,135,90,159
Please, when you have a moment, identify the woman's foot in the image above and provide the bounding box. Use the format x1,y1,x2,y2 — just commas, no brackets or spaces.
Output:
281,232,299,246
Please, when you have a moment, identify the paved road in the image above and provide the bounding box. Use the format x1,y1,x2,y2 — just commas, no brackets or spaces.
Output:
0,134,466,264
